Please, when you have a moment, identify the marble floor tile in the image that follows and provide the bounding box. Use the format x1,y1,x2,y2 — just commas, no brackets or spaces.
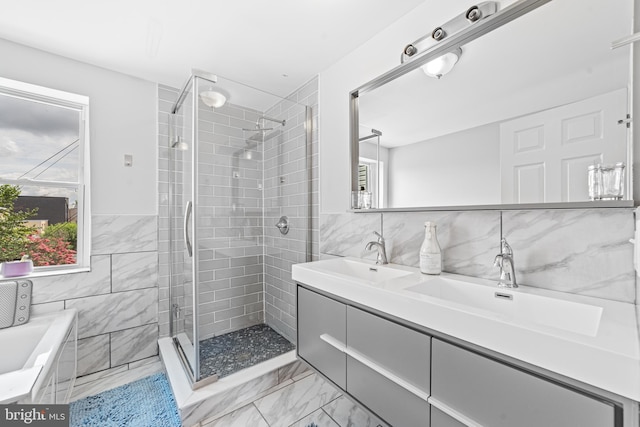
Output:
200,379,295,427
323,395,388,427
254,373,342,427
288,408,340,427
69,361,163,402
202,404,269,427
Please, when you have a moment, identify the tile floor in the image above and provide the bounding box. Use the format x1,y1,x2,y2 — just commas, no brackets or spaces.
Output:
201,371,387,427
70,356,388,427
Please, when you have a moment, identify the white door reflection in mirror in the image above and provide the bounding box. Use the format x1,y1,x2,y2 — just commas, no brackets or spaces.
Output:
500,89,627,203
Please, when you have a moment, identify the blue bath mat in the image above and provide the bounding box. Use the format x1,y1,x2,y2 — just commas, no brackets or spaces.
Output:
70,372,181,427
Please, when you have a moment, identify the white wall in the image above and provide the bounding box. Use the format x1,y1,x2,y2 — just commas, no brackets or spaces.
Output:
0,38,157,215
388,122,499,207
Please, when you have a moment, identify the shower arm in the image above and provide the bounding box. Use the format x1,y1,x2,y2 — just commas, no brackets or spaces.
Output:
259,116,286,126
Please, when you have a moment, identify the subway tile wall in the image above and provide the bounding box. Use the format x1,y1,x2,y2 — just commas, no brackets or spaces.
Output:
158,78,319,344
158,85,266,341
30,214,159,377
320,207,636,304
263,77,319,343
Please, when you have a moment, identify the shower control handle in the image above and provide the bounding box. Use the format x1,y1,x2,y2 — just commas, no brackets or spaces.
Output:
184,201,193,257
276,216,289,235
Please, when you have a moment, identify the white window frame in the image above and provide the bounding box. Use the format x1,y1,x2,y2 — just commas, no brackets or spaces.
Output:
0,76,91,275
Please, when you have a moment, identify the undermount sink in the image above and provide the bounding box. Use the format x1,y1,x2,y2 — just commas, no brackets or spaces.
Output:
313,258,413,283
404,277,603,337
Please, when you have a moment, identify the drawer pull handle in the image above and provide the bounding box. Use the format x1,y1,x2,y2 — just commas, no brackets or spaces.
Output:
320,334,430,403
319,333,347,352
428,397,484,427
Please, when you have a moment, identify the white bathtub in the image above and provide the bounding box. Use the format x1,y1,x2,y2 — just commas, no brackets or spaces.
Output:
0,309,77,403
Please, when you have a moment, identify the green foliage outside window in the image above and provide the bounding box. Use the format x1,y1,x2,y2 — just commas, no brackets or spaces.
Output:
0,184,76,266
0,184,38,263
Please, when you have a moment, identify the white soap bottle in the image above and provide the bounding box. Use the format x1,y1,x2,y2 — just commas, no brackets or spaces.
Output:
420,221,442,275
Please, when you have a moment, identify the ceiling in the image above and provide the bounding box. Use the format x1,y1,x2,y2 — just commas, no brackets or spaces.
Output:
0,0,426,98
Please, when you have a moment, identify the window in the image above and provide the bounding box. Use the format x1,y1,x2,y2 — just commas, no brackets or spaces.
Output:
0,77,90,273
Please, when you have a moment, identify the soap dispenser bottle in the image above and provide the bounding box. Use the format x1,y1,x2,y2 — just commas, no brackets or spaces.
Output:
420,221,442,275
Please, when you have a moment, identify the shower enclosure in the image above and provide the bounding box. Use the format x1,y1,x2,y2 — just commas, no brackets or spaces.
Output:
167,69,312,387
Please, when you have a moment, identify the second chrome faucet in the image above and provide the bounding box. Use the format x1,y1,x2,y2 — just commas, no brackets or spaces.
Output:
494,237,517,288
365,231,388,265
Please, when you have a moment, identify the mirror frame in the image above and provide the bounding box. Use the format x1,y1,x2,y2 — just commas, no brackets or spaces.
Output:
349,0,634,211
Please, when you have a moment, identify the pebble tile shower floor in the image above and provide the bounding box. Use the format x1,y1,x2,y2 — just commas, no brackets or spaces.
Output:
199,324,295,379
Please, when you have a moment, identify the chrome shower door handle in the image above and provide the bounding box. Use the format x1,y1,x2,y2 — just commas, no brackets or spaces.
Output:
184,201,193,257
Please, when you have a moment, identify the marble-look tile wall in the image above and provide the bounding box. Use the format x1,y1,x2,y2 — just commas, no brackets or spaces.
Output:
263,77,319,343
30,214,159,377
320,207,636,303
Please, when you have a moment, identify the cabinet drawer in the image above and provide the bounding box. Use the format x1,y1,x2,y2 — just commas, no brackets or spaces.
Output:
431,407,466,427
346,306,430,427
347,306,430,392
297,286,346,389
431,339,617,427
348,356,430,427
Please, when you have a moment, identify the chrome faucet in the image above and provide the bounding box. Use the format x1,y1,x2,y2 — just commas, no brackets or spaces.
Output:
365,231,388,265
493,237,518,288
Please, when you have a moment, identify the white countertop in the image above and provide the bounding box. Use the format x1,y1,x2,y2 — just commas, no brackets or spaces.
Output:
292,257,640,402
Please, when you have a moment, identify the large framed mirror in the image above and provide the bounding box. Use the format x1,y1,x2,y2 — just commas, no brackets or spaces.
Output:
350,0,634,210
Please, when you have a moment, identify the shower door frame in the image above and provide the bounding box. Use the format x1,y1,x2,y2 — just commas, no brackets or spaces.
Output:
169,69,220,388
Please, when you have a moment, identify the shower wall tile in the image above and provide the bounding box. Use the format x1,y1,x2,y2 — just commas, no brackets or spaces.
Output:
30,255,111,304
159,78,318,345
319,212,381,260
264,76,319,343
382,210,500,279
66,287,158,339
111,251,158,292
92,214,158,254
110,323,159,366
502,208,635,302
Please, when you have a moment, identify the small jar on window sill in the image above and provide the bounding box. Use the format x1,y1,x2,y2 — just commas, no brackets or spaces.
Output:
0,255,34,278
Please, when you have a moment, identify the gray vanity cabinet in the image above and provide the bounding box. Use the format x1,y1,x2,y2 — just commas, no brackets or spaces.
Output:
346,306,431,427
430,339,617,427
430,407,466,427
297,286,347,389
296,284,623,427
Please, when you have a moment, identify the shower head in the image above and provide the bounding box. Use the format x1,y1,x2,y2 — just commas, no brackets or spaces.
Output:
171,136,188,151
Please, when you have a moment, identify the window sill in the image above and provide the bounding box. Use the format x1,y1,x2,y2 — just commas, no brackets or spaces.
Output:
0,266,91,281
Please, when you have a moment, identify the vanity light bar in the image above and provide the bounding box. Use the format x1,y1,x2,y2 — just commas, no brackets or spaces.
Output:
401,2,498,64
